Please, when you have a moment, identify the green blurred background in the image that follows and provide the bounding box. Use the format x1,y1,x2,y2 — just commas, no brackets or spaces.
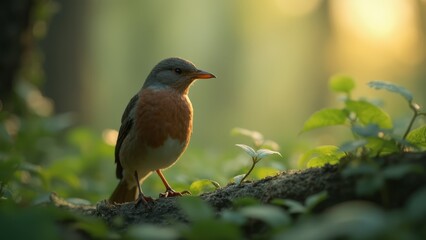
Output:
5,0,426,203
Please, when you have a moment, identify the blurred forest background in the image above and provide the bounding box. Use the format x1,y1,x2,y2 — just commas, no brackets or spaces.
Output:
2,0,426,204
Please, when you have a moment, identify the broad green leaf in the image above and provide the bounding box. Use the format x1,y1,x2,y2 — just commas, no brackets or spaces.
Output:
368,81,413,102
233,197,261,207
0,156,19,185
256,149,282,161
305,191,328,211
364,137,399,156
339,140,368,152
189,179,220,196
356,175,385,196
183,219,242,240
345,100,393,129
251,167,280,179
351,124,388,138
235,144,257,158
127,224,179,240
178,197,214,221
233,174,246,185
239,205,290,227
301,108,347,132
274,199,306,214
307,157,340,168
406,187,426,220
189,179,220,195
73,218,109,239
220,210,247,225
298,145,344,168
407,126,426,147
382,164,423,179
329,75,356,93
341,164,379,177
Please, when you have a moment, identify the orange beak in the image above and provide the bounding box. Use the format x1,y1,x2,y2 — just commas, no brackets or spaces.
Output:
193,69,216,79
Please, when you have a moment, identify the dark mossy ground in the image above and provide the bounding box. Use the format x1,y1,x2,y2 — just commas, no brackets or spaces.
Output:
50,151,426,230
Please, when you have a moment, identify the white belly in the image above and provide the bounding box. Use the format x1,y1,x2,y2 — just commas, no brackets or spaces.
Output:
120,136,185,186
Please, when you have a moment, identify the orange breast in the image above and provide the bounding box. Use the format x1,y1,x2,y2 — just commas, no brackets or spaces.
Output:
135,88,193,148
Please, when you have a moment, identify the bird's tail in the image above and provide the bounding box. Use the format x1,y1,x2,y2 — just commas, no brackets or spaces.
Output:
109,180,138,204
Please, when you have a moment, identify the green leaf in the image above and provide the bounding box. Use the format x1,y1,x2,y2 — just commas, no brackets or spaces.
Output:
298,145,345,168
189,179,220,195
356,175,385,196
351,124,389,138
329,75,356,93
233,174,245,185
233,197,261,207
339,140,368,152
178,197,214,222
239,205,290,227
341,164,379,177
183,219,242,240
305,191,328,211
406,187,426,220
251,167,280,179
345,100,393,129
235,144,257,158
407,126,426,147
256,149,282,161
127,224,179,240
368,81,413,102
273,199,306,214
220,210,247,225
302,108,347,132
382,164,423,180
307,157,340,168
364,137,399,155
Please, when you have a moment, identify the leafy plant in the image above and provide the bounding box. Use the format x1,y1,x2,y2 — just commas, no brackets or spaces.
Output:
234,144,282,184
300,76,426,167
342,162,423,198
189,179,221,195
177,196,290,239
272,191,328,215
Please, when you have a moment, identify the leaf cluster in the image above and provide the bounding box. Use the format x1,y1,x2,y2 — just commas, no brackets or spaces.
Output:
300,76,426,167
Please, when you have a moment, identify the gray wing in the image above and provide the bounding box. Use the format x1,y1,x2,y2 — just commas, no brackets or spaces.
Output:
115,94,139,179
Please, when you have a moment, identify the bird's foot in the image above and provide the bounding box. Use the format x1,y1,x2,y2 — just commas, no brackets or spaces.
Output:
159,188,191,198
135,195,154,209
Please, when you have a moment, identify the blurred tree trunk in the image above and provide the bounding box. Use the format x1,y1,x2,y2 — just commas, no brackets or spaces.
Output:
42,0,88,120
0,0,34,107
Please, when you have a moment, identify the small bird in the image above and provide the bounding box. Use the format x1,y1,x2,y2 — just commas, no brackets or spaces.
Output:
109,57,215,205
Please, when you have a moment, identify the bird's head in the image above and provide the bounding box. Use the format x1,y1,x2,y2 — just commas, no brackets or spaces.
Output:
143,57,215,94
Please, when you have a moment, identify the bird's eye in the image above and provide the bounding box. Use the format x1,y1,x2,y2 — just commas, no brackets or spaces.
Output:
174,68,182,74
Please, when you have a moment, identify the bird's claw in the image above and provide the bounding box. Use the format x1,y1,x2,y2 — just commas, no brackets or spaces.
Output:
159,189,191,198
135,195,154,209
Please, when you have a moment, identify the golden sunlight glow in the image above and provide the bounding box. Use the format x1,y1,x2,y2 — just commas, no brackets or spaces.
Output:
332,0,417,40
330,0,422,68
274,0,321,17
102,129,118,146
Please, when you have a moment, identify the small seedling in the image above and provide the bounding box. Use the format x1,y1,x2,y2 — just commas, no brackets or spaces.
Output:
235,144,282,185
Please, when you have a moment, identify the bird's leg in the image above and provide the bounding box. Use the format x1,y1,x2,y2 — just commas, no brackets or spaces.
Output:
156,169,191,198
134,171,154,208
